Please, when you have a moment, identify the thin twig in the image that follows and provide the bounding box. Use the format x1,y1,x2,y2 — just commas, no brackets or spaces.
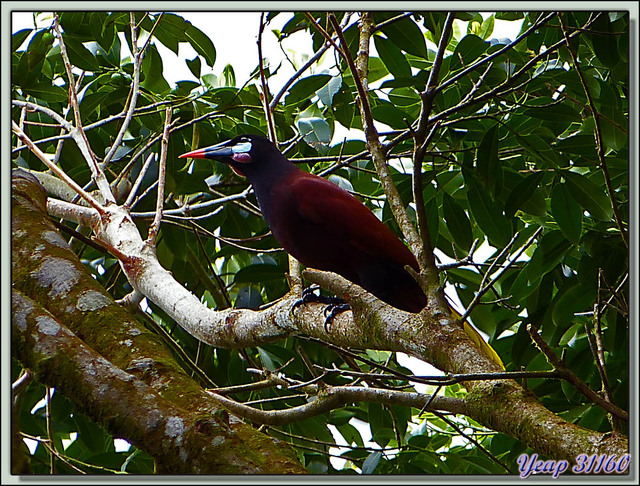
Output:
124,153,156,208
460,227,542,322
557,13,627,248
147,107,172,244
433,410,513,474
12,122,105,214
103,13,164,167
527,323,628,422
52,14,114,203
257,13,277,142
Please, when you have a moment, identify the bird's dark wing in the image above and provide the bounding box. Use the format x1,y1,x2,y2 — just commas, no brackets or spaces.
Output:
264,171,427,312
275,171,417,269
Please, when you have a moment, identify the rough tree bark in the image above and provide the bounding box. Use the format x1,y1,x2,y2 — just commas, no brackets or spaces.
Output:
11,169,306,474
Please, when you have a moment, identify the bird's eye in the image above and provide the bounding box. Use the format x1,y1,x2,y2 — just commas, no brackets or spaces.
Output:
232,141,252,154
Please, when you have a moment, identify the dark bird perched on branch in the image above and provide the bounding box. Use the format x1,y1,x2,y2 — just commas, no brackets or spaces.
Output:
180,134,503,368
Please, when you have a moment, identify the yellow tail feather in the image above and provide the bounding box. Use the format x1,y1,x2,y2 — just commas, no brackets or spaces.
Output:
449,306,505,370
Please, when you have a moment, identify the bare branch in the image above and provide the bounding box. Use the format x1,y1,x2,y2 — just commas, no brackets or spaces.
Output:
12,123,105,214
257,13,277,143
460,227,543,322
527,323,628,422
147,107,172,245
207,385,468,426
557,13,628,248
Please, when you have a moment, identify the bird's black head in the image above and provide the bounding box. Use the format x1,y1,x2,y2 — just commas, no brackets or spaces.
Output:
179,134,288,179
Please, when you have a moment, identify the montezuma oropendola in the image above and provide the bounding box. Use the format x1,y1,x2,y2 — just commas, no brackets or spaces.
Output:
180,134,503,368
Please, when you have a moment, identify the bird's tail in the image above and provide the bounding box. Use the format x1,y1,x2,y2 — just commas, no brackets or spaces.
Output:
448,305,505,370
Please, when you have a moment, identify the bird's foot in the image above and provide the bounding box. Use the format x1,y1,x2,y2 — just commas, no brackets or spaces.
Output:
292,287,351,332
322,302,351,332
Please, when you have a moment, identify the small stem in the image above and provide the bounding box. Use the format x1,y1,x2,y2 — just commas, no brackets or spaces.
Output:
12,122,105,214
147,107,171,245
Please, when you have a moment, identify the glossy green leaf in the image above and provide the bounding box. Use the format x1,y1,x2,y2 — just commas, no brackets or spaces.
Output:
297,116,332,145
467,184,512,248
388,87,420,106
450,34,488,72
443,192,473,251
371,100,413,129
552,284,596,329
221,64,236,87
550,183,582,244
378,15,427,58
476,123,503,195
23,83,68,102
362,452,383,474
140,43,170,94
12,28,32,51
185,22,216,67
317,74,342,107
504,172,545,218
285,74,331,104
373,34,412,80
62,35,101,71
233,262,285,284
562,171,614,221
526,230,572,283
145,13,187,54
186,56,201,79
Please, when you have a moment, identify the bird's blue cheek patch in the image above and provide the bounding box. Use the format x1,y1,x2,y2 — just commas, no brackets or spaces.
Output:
232,153,252,163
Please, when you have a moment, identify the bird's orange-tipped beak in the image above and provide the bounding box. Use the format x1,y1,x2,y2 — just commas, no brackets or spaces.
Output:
179,140,253,163
179,147,209,159
179,143,235,160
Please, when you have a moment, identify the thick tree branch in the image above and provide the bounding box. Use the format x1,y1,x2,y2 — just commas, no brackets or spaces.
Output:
13,290,285,474
11,170,306,474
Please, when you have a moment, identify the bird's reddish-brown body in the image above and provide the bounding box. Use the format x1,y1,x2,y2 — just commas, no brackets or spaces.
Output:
263,170,426,312
180,134,427,313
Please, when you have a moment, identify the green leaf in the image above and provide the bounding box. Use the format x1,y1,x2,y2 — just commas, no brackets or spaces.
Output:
186,56,201,79
234,263,284,284
443,193,473,251
23,83,68,102
317,74,342,107
185,22,216,67
388,87,420,106
552,285,596,329
362,451,383,474
373,35,412,80
527,230,572,283
145,13,187,55
285,74,331,105
12,28,32,51
504,172,545,218
62,35,100,71
221,64,236,87
562,170,614,221
371,100,413,129
524,102,581,124
450,34,488,72
496,12,524,21
297,117,332,145
367,57,390,83
466,183,512,248
556,134,598,157
550,183,582,244
378,16,427,58
476,123,502,195
140,43,170,94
